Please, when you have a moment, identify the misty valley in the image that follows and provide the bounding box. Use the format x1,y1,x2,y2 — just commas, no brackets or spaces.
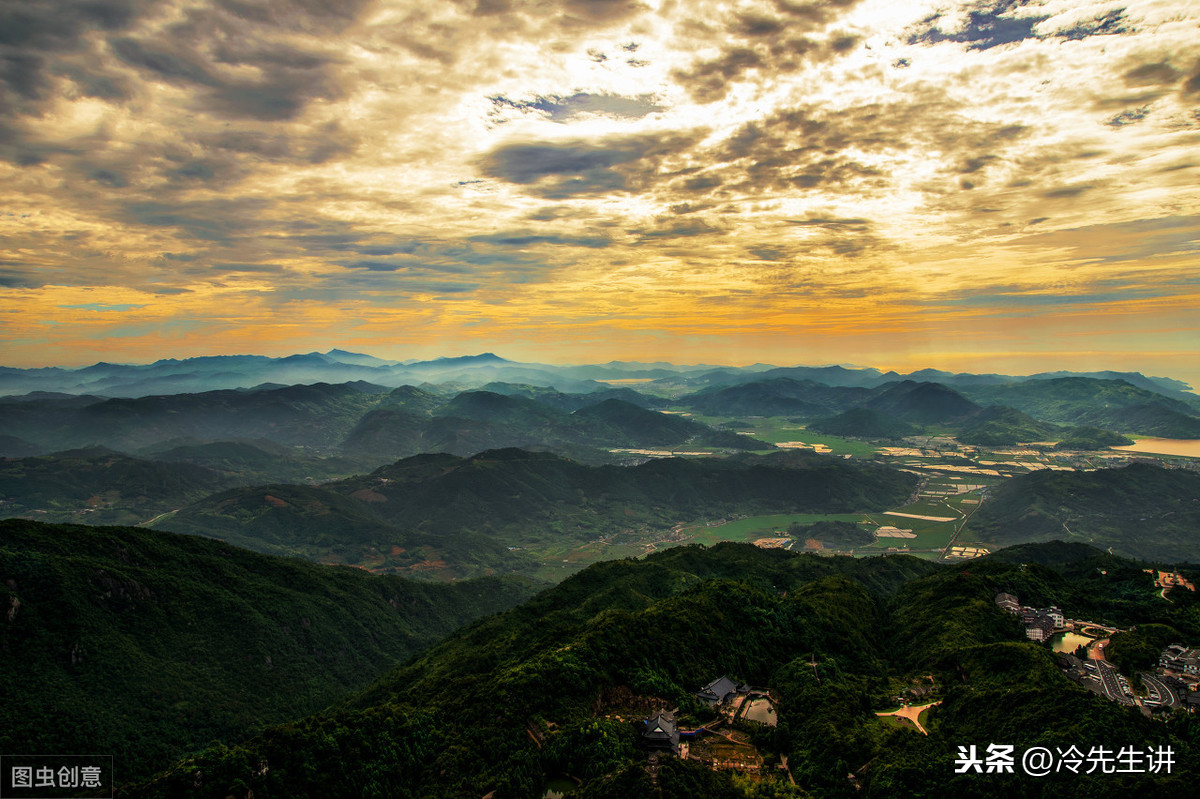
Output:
3,352,1200,796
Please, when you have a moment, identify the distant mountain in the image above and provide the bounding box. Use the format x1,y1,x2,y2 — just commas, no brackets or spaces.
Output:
138,438,364,484
477,382,661,412
678,377,867,418
0,448,232,526
955,377,1200,436
1075,403,1200,439
157,448,918,577
863,381,981,425
968,463,1200,562
0,519,539,782
324,349,398,366
0,434,43,457
955,405,1060,446
807,407,919,438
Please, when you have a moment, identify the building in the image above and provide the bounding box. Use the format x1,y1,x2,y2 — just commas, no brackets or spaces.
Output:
640,711,679,754
994,592,1020,614
1025,615,1056,642
696,676,741,706
1039,606,1065,627
1160,643,1200,676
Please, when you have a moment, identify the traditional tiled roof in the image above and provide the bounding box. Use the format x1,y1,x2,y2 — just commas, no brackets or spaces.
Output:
696,675,739,705
641,711,679,750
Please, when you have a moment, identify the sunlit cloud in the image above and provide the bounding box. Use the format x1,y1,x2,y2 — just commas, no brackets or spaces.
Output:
0,0,1197,385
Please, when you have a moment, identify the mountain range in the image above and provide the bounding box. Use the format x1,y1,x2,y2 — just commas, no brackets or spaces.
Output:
90,535,1197,797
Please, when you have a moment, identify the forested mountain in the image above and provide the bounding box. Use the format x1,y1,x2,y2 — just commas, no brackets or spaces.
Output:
0,383,760,468
156,449,918,577
0,448,233,526
121,541,1199,798
952,378,1200,437
0,520,540,782
969,463,1200,562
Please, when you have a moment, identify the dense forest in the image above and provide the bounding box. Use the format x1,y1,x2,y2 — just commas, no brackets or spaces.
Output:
0,520,540,781
106,539,1200,797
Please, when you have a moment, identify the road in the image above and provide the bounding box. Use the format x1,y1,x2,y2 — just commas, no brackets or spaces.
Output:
1140,673,1178,709
1094,661,1134,706
138,508,179,527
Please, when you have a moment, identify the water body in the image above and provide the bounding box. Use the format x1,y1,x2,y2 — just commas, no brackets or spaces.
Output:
1051,632,1094,653
1113,439,1200,457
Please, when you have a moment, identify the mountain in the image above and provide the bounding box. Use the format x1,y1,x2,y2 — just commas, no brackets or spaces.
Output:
967,463,1200,562
137,438,365,484
1053,426,1136,451
956,377,1200,436
0,448,232,526
0,382,388,453
1076,403,1200,439
123,541,1199,798
863,381,981,425
678,378,867,418
571,399,753,448
156,449,918,577
954,405,1061,446
0,519,540,782
807,407,919,438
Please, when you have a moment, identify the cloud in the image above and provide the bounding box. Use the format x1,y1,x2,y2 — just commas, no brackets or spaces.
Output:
664,1,869,103
481,132,702,197
58,302,146,312
489,92,664,122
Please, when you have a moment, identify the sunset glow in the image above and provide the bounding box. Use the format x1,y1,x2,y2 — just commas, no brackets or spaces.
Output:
2,0,1198,383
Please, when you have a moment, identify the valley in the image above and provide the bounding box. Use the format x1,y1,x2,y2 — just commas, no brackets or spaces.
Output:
3,352,1200,796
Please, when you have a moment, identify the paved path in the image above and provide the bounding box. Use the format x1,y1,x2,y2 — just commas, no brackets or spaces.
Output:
875,701,941,735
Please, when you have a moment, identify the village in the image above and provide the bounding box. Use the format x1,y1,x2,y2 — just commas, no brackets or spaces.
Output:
995,587,1200,713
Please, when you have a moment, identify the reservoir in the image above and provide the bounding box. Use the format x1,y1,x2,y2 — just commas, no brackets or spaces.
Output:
1050,632,1093,653
1113,438,1200,458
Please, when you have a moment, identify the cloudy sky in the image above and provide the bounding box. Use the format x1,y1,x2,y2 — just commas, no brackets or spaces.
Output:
2,0,1198,383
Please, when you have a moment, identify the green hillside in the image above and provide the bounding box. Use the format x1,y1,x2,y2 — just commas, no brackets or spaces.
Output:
124,542,1199,798
808,407,919,438
0,448,232,525
955,405,1060,446
0,520,540,782
958,378,1200,437
968,463,1200,562
157,449,918,577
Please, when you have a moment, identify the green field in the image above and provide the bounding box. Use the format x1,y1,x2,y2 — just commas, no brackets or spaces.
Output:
691,415,881,457
682,513,867,545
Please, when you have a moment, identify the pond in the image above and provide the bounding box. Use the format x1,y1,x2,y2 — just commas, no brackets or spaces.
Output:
1050,631,1093,654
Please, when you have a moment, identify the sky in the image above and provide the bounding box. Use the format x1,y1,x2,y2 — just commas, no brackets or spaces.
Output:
1,0,1198,385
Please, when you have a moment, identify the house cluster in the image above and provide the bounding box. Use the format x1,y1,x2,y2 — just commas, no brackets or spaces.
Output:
1159,644,1200,677
994,592,1065,641
638,676,762,756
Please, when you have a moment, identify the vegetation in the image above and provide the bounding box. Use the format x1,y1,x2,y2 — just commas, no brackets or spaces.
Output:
0,448,232,526
955,405,1059,446
957,378,1200,437
967,464,1200,562
0,519,539,781
119,541,1199,797
157,448,918,577
807,408,918,438
1054,426,1136,451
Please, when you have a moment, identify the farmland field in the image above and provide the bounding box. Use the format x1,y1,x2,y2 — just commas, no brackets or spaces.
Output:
682,513,867,545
